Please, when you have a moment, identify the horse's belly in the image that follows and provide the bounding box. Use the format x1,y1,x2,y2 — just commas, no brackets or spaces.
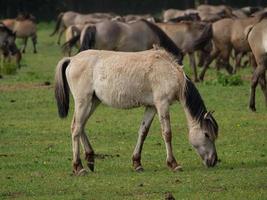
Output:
93,76,153,109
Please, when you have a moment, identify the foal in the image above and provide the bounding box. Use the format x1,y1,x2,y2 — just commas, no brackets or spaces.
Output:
55,49,219,175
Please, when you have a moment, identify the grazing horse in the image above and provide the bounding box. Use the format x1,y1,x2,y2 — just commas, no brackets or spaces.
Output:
246,19,267,111
2,16,37,53
0,23,21,68
157,21,213,82
50,11,115,44
54,49,219,175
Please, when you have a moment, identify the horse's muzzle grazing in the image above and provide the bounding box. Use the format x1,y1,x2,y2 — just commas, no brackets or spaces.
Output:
204,153,218,167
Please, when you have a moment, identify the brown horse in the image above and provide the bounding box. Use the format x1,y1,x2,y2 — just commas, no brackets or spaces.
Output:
157,21,213,82
50,11,115,44
197,4,234,22
246,19,267,111
62,20,184,65
54,49,219,175
199,13,267,81
2,15,37,53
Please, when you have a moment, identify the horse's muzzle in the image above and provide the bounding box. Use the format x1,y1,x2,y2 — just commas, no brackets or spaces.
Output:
204,153,218,167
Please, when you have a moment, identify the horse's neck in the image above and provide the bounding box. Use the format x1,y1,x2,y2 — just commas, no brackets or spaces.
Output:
183,106,199,130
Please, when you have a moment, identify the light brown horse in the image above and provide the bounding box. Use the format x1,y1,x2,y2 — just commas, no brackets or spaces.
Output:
246,19,267,111
157,21,213,82
197,4,234,22
50,11,115,44
199,13,267,81
54,49,219,175
2,16,37,53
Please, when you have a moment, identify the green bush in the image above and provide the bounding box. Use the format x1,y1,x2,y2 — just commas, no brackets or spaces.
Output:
205,72,243,86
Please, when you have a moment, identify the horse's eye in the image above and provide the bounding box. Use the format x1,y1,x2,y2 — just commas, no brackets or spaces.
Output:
204,133,210,139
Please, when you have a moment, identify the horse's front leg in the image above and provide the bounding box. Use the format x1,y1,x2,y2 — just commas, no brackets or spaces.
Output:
156,102,182,172
132,106,156,172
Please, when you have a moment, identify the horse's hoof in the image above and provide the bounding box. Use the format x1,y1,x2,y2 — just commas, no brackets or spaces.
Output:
135,166,144,172
87,162,94,172
249,106,256,112
172,165,183,172
199,76,204,82
75,168,88,176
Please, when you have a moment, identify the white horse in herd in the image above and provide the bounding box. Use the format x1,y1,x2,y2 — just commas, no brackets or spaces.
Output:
55,48,219,176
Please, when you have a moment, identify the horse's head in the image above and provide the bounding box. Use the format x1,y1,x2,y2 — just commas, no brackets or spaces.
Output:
188,111,219,167
0,24,19,55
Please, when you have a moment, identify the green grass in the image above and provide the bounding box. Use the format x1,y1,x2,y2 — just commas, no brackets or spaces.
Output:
0,23,267,200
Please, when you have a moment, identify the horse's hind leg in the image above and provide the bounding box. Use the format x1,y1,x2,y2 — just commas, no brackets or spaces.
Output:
199,50,219,81
156,102,182,172
259,71,267,107
22,38,28,53
31,34,37,53
80,96,100,172
249,66,263,111
71,95,94,175
132,106,156,172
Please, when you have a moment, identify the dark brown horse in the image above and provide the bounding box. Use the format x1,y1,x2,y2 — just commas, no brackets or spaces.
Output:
0,23,21,69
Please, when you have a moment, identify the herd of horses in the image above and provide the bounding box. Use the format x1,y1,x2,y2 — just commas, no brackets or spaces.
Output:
1,4,267,175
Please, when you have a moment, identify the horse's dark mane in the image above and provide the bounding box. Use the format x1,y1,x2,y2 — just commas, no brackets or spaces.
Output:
169,13,200,22
141,19,184,65
184,77,218,137
191,23,213,51
79,25,96,52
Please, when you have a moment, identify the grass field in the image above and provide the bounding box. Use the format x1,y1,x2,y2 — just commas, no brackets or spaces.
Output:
0,23,267,200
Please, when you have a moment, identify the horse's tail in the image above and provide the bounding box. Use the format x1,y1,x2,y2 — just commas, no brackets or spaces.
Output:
141,19,184,65
79,25,96,52
50,12,64,36
55,57,71,118
62,34,80,54
191,23,213,51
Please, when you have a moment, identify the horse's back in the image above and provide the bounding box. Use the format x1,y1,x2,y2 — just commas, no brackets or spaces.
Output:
67,50,185,108
248,19,267,62
94,20,158,51
13,20,36,37
2,19,15,30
